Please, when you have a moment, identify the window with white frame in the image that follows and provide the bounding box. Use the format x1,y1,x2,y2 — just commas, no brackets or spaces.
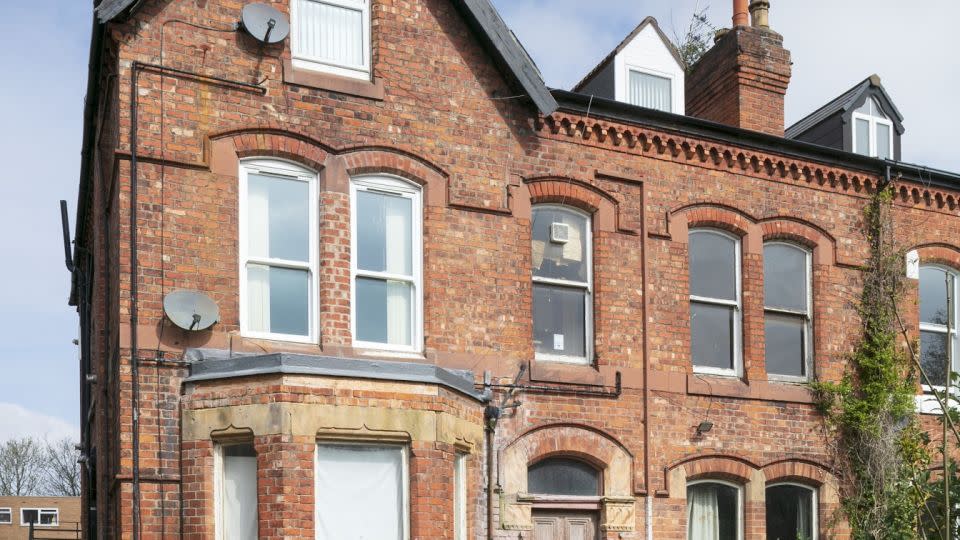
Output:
20,508,58,527
240,159,318,343
531,205,593,363
454,453,467,540
351,176,422,351
689,229,742,376
291,0,371,80
0,508,10,524
687,481,742,540
315,443,408,540
919,265,959,389
766,483,817,540
215,442,258,540
764,242,813,380
852,97,893,159
628,68,673,112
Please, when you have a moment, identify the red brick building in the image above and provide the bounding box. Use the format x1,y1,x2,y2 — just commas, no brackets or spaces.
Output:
69,0,960,538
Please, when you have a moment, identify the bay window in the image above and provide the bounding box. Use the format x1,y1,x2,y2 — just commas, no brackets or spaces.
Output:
351,176,422,351
315,443,407,540
291,0,371,80
215,443,258,540
239,159,318,343
764,242,813,380
531,205,592,363
689,229,742,376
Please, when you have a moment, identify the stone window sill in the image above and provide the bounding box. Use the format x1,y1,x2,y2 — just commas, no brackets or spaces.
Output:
686,373,814,403
282,59,385,100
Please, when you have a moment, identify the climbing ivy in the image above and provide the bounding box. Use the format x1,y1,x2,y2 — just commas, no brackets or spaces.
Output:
811,183,930,539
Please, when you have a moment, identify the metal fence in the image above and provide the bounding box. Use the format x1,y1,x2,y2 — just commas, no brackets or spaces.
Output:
27,520,82,540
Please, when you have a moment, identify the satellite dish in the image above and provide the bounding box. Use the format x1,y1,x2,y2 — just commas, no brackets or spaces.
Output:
240,3,290,45
163,290,220,331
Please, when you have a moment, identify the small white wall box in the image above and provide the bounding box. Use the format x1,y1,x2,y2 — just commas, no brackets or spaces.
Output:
550,222,570,244
906,250,920,280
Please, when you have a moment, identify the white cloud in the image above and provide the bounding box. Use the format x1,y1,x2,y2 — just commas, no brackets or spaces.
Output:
0,403,79,443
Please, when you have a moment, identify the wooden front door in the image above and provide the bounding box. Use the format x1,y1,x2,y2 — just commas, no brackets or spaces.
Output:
532,511,599,540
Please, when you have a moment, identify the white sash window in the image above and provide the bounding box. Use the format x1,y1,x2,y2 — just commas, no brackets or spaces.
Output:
351,176,422,352
239,160,318,343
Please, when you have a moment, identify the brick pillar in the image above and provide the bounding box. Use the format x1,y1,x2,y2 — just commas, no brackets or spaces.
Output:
685,25,791,136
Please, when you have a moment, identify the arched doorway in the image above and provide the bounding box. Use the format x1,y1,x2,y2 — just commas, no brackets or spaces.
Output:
528,457,601,540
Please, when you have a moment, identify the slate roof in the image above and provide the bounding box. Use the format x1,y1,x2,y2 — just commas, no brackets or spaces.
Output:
572,17,683,93
92,0,557,115
786,74,904,139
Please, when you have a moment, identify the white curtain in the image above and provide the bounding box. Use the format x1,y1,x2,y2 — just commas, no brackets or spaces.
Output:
296,0,365,66
316,445,403,540
796,490,812,540
385,198,411,345
247,178,271,332
221,451,258,540
688,485,720,540
629,70,672,113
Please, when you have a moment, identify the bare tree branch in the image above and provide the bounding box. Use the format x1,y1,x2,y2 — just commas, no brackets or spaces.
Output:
43,438,81,497
0,437,45,496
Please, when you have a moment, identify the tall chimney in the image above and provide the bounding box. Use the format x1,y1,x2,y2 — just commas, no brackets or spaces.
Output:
685,0,791,136
732,0,749,27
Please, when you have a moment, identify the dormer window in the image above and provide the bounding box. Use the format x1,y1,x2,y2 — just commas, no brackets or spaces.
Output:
627,68,673,113
572,17,685,115
852,97,893,159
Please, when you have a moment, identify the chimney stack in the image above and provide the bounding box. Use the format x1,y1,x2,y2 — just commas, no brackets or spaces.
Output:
685,0,792,136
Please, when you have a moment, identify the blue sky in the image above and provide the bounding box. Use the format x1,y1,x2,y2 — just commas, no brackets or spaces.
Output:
0,0,956,441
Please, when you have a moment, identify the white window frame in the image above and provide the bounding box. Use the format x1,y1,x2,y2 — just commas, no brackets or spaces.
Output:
765,482,818,540
20,508,58,527
919,265,959,394
0,507,11,525
350,175,423,353
239,159,320,344
454,452,467,540
689,228,743,377
532,204,594,365
314,442,410,540
686,479,743,540
764,242,814,383
625,64,676,113
851,98,894,159
213,442,258,540
290,0,372,80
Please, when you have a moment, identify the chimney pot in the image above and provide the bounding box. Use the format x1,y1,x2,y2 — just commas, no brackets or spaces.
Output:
749,0,770,28
733,0,749,27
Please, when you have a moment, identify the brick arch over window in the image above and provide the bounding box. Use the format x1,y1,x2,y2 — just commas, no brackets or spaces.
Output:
762,459,833,487
669,455,758,490
336,148,447,206
499,423,637,532
209,127,333,173
759,218,837,265
911,243,960,270
513,177,625,233
668,203,762,254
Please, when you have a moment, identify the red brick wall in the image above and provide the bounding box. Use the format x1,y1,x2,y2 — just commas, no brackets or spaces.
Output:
78,0,960,538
